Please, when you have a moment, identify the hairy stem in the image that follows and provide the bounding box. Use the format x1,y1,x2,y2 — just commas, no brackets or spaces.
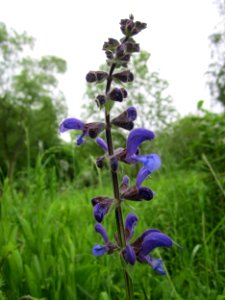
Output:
104,64,134,300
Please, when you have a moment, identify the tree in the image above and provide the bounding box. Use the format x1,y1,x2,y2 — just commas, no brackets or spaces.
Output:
82,51,178,131
207,0,225,107
0,22,67,178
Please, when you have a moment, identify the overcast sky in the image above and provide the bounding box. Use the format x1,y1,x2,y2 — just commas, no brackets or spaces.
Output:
1,0,221,118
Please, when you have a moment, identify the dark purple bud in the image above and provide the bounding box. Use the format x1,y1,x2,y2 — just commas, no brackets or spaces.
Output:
120,17,134,36
120,15,146,37
96,137,108,152
92,244,108,256
113,70,134,83
96,157,105,169
125,213,138,241
126,128,155,161
116,44,126,58
121,88,128,98
96,95,107,107
111,117,134,130
120,54,131,63
85,122,105,138
111,107,137,131
105,50,114,59
131,21,147,36
103,38,119,51
59,117,85,133
108,88,124,102
86,71,108,83
138,187,154,200
95,223,109,243
122,186,154,201
122,245,136,265
126,42,140,53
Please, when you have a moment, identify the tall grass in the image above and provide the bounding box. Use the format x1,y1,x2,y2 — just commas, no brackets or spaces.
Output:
0,157,225,299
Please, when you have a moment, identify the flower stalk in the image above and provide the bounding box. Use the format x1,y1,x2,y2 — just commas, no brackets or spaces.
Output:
105,63,134,300
59,15,181,300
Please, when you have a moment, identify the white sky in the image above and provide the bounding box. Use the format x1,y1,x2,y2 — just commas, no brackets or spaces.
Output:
0,0,221,118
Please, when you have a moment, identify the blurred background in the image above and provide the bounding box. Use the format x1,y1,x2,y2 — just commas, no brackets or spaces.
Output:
0,0,225,299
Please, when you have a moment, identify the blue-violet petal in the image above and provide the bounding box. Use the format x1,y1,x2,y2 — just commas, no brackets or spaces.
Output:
126,128,155,160
92,244,108,256
95,223,109,243
59,117,85,133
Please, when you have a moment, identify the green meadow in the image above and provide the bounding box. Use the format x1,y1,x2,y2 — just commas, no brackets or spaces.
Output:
1,138,224,299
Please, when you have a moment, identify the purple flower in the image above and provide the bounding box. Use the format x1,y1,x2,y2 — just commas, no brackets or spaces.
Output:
132,229,174,275
92,223,118,256
91,196,114,222
122,214,181,274
59,117,105,145
126,128,155,161
59,117,85,133
124,128,161,186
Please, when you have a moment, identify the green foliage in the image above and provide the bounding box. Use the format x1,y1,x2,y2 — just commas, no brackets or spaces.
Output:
82,51,178,130
153,107,225,172
0,22,68,178
0,160,224,299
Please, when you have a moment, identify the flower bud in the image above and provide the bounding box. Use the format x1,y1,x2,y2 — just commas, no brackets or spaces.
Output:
116,44,126,58
108,88,124,102
105,50,114,59
120,15,147,37
103,38,119,51
96,95,107,107
126,42,140,53
113,70,134,83
111,107,137,130
85,122,105,138
86,71,108,83
96,157,105,169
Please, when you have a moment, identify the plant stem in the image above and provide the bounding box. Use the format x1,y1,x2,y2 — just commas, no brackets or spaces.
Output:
104,64,134,300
